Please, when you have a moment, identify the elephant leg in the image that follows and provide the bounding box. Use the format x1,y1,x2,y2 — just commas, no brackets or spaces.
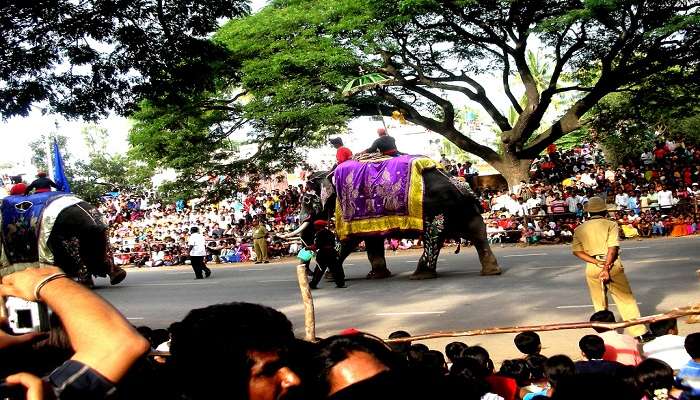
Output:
365,237,391,279
465,216,502,276
411,215,446,280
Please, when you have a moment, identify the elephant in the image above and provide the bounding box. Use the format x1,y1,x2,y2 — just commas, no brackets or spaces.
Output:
0,192,126,287
286,159,502,280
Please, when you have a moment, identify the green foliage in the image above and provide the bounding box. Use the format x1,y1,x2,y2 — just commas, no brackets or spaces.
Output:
0,0,249,119
29,134,71,173
587,67,700,165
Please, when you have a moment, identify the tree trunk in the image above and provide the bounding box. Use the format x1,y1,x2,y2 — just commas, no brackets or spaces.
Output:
491,152,532,191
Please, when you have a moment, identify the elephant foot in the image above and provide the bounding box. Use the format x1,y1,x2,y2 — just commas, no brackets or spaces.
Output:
410,270,437,280
109,268,127,285
366,269,392,279
480,267,502,276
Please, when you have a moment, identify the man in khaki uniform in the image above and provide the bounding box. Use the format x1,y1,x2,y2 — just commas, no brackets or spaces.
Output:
572,196,647,338
252,218,269,264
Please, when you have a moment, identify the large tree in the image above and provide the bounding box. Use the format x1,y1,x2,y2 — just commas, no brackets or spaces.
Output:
214,0,699,187
0,0,249,119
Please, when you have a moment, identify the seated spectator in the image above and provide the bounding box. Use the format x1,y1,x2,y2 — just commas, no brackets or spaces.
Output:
590,311,642,366
643,319,690,371
521,354,548,399
523,355,575,400
676,333,700,399
445,341,468,370
636,359,680,400
0,266,149,398
574,335,623,376
313,333,413,399
169,302,303,400
514,331,541,358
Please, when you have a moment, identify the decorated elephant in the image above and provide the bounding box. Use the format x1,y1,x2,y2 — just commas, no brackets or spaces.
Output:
0,192,126,286
287,154,501,280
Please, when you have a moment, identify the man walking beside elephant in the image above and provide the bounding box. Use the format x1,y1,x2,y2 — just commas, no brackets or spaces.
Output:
309,220,345,289
188,226,211,279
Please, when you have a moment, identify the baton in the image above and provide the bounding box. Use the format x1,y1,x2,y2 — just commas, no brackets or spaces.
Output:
601,279,609,310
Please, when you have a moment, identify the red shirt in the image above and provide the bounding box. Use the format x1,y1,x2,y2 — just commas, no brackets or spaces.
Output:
336,146,352,164
9,183,27,195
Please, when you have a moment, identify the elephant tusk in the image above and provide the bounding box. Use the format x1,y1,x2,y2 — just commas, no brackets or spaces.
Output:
284,221,310,238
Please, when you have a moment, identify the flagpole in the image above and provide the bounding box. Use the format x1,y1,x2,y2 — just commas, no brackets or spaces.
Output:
46,134,53,178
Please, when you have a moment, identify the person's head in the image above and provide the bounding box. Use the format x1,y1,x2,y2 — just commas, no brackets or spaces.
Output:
578,335,605,360
377,127,387,137
514,331,541,356
526,354,548,381
169,302,300,400
499,359,531,386
314,333,399,397
589,310,616,333
445,341,468,364
685,332,700,359
189,226,199,234
329,137,343,149
458,345,492,377
649,319,678,337
36,171,47,178
387,330,411,354
635,359,674,400
544,355,575,389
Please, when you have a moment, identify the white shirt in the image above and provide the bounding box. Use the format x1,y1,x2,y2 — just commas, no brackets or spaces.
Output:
657,190,674,207
188,232,207,256
643,335,690,370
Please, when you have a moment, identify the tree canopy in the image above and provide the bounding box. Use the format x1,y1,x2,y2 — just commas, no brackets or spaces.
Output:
1,0,249,119
129,0,700,190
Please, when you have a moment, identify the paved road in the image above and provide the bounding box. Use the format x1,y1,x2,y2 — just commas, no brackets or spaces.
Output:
97,236,700,361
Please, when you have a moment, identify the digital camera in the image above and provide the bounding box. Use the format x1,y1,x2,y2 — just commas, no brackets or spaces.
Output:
4,296,50,334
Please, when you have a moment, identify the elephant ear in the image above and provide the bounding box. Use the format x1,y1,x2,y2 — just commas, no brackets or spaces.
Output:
320,177,335,210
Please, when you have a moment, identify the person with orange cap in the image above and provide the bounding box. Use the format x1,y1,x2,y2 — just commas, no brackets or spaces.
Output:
360,127,401,157
309,219,345,289
24,171,59,195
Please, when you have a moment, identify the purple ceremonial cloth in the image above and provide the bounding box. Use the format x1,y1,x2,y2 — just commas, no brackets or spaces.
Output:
335,155,416,221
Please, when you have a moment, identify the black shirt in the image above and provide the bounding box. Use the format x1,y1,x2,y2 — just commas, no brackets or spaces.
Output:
24,177,59,195
366,135,398,155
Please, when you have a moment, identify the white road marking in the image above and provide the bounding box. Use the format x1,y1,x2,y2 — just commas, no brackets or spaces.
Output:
632,257,690,264
622,246,650,250
503,253,548,258
130,282,218,286
376,311,446,316
127,317,144,320
239,268,265,271
404,260,420,263
556,303,642,309
345,264,355,266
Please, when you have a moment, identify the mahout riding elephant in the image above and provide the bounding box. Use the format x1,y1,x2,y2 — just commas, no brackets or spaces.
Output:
285,155,501,280
0,192,126,287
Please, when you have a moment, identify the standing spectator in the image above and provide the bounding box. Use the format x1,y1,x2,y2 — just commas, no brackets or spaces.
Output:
657,186,675,210
188,227,211,279
252,218,270,264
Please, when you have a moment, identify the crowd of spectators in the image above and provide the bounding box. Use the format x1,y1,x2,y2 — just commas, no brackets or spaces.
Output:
100,185,310,267
472,141,700,245
96,139,699,269
1,268,698,400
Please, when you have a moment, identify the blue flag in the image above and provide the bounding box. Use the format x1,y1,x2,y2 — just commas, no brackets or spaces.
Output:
52,139,71,193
